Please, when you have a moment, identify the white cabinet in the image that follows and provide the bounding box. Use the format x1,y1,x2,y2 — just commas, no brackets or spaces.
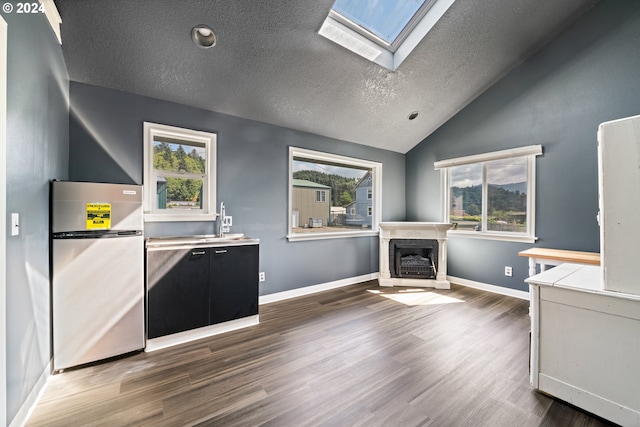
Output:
527,264,640,427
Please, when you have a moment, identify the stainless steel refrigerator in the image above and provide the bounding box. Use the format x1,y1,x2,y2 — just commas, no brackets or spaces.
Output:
51,181,145,371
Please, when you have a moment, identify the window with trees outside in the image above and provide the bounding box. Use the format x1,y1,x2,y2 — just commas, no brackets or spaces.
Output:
288,147,382,241
435,145,542,243
143,122,217,222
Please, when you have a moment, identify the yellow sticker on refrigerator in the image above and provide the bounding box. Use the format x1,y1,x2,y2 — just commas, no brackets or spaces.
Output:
86,203,111,229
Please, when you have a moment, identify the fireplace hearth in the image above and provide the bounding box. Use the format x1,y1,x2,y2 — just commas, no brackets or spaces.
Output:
379,222,452,288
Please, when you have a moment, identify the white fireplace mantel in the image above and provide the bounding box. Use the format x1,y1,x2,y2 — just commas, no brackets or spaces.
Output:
379,222,453,289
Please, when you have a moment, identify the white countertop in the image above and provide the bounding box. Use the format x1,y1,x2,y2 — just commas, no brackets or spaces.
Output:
526,263,640,301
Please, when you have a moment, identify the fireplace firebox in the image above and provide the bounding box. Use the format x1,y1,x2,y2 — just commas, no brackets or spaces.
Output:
390,239,437,279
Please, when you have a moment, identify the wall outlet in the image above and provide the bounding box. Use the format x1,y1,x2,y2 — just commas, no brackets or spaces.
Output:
259,272,266,282
504,266,512,277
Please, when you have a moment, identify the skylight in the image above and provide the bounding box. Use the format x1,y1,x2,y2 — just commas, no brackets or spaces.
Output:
319,0,456,71
331,0,431,49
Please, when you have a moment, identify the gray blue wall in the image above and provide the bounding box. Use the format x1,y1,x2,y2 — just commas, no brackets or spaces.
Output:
6,0,640,422
69,82,406,296
3,9,69,425
406,0,640,291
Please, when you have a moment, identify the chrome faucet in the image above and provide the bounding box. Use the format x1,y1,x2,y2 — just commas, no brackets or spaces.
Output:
218,202,232,237
218,202,226,237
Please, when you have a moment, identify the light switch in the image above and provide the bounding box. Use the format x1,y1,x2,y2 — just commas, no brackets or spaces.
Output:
11,213,19,236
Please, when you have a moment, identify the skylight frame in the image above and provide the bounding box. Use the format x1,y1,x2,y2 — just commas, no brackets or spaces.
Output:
329,0,437,53
319,0,457,71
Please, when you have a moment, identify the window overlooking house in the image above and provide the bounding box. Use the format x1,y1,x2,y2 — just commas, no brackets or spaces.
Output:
288,147,382,241
435,145,542,243
143,122,217,222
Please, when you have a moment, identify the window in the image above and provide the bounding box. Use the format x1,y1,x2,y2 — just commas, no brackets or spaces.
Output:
289,147,382,241
143,122,216,222
319,0,456,71
435,145,542,243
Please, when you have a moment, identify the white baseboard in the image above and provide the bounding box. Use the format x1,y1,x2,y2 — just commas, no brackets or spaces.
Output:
259,274,528,304
448,275,530,300
145,315,259,352
259,273,379,305
9,361,50,427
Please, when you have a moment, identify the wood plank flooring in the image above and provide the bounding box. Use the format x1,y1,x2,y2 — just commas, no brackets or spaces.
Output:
27,281,616,426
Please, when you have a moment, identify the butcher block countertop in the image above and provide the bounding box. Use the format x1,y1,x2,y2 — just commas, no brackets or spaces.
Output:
518,247,600,265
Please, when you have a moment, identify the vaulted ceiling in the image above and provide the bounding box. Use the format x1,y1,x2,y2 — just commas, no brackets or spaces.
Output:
54,0,599,153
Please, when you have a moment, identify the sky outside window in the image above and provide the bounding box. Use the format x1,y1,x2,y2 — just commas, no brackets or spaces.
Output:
332,0,427,44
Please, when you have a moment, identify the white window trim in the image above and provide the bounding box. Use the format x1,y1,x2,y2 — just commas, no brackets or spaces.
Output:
143,122,217,222
288,147,382,242
39,0,62,44
435,145,542,243
318,0,456,71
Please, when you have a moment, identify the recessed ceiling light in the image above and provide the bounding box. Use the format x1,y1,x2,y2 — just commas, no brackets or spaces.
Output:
408,111,419,120
192,25,216,49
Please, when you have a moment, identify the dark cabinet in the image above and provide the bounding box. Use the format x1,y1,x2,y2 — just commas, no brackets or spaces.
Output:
210,245,259,324
147,248,210,339
146,243,259,339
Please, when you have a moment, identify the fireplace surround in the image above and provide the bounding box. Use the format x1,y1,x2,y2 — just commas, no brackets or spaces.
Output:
379,222,453,288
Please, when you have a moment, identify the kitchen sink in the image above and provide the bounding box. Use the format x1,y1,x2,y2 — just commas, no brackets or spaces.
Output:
146,233,259,248
197,233,247,241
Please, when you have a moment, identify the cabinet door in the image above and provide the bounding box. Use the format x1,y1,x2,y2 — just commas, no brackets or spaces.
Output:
147,248,210,339
210,245,259,324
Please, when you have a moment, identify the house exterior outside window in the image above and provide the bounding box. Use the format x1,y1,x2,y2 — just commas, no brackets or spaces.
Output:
292,180,331,228
345,171,373,228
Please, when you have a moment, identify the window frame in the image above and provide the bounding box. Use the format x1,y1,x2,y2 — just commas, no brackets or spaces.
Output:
143,122,217,222
435,145,542,243
288,147,382,242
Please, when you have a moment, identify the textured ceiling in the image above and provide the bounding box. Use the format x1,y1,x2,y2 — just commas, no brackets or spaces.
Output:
54,0,599,153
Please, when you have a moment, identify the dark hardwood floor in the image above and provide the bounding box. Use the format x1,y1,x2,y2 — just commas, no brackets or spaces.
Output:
27,281,615,426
